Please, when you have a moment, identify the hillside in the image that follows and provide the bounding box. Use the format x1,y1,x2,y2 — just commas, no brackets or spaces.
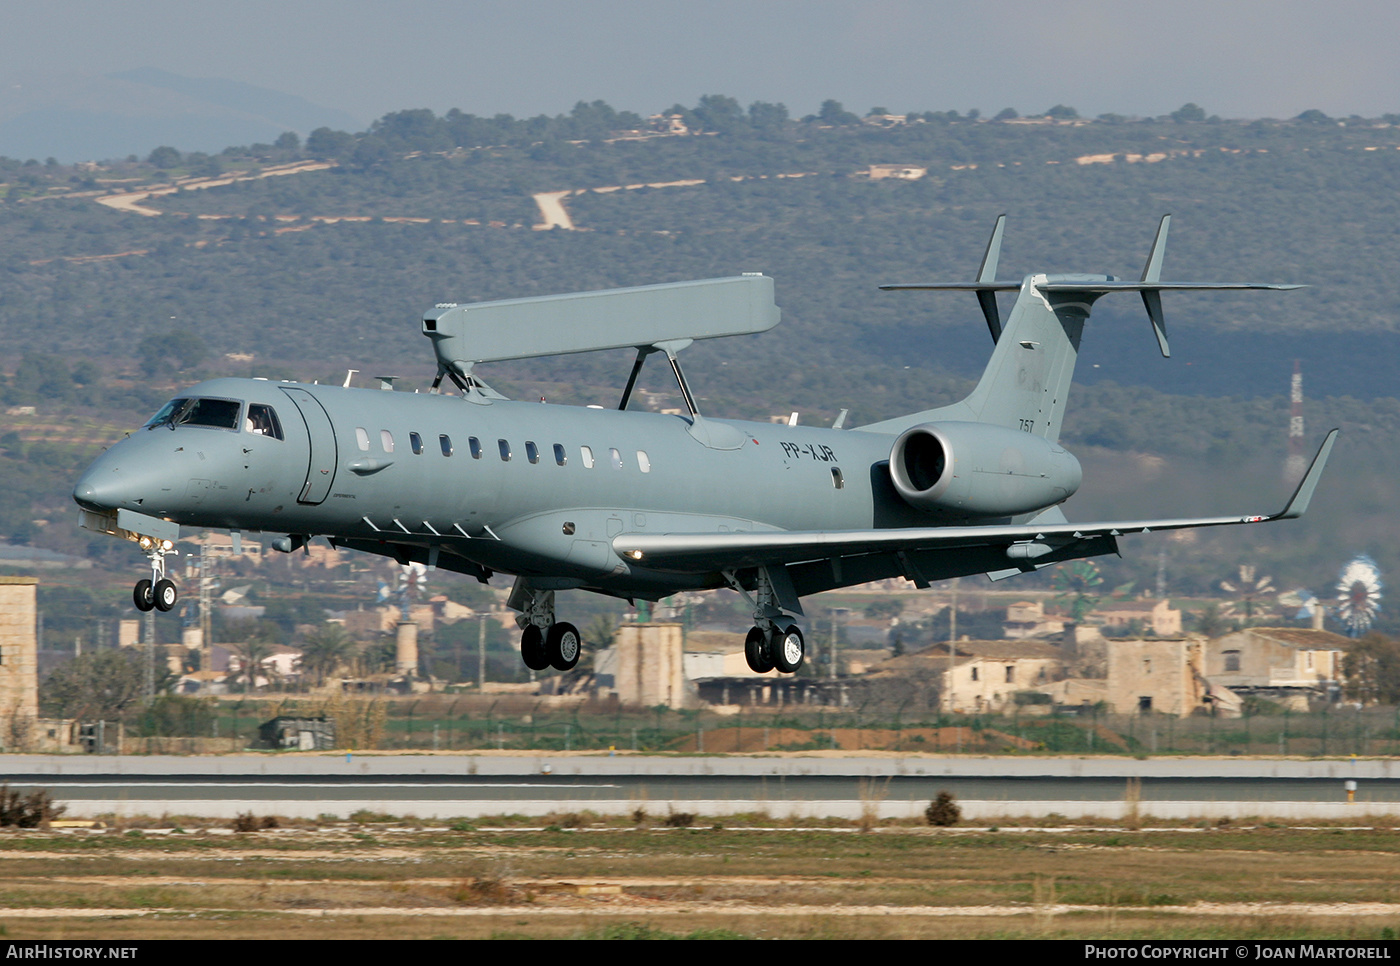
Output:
2,99,1399,614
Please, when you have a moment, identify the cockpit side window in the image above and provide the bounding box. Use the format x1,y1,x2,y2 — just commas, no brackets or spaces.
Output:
145,397,242,431
245,404,284,440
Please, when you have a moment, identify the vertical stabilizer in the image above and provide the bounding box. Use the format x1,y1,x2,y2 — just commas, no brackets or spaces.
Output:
954,273,1097,442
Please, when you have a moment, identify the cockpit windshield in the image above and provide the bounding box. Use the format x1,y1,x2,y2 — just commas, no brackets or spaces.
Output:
144,397,242,431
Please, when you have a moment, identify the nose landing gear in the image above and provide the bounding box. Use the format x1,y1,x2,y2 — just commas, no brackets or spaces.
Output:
132,538,179,613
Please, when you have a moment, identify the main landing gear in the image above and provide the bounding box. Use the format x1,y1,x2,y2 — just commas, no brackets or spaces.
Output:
744,623,805,674
514,587,581,672
132,537,179,613
730,567,805,675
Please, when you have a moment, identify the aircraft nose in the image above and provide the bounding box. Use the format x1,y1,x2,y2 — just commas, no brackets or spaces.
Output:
73,444,159,512
73,465,124,511
72,478,100,508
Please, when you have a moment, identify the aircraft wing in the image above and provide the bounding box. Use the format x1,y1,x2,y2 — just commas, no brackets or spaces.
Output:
614,430,1337,575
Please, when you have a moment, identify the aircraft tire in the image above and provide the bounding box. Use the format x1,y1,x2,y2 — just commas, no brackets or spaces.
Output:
154,579,179,612
133,579,155,612
744,626,773,674
771,624,804,674
546,622,581,671
520,625,549,671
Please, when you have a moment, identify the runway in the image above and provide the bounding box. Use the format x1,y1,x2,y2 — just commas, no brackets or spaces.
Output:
4,754,1398,821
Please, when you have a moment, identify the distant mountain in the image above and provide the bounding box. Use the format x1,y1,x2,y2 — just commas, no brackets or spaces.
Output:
0,68,362,162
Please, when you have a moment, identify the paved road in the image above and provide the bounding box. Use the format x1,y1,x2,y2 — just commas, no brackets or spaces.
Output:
5,754,1396,821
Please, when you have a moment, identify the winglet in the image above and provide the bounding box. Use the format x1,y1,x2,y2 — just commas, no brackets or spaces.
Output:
1141,214,1170,283
976,214,1007,343
1141,214,1171,357
1276,428,1339,519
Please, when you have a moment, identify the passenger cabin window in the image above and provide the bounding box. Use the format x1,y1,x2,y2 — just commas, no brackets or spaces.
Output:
553,443,567,466
468,437,482,459
145,397,242,431
636,450,651,473
580,445,595,468
525,441,539,464
245,404,283,440
609,447,623,470
439,434,453,457
355,427,370,452
498,439,511,461
380,430,394,453
409,432,423,455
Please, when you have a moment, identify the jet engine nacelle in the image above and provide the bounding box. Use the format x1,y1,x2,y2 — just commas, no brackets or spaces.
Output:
888,421,1082,517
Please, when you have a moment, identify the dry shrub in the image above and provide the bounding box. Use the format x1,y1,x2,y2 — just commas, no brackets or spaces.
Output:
1123,777,1142,831
557,812,589,829
925,791,961,827
451,875,520,905
631,807,648,826
663,811,695,828
0,784,65,828
231,812,278,832
859,777,890,832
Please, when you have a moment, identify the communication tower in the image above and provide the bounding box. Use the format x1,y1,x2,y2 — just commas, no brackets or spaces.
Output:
1285,360,1305,483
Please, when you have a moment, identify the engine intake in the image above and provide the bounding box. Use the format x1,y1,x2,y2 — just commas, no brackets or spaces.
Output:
889,421,1081,517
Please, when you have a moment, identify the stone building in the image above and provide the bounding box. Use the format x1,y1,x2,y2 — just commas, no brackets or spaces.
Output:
1104,637,1230,717
0,576,38,749
1206,627,1348,709
1093,599,1183,637
614,623,688,709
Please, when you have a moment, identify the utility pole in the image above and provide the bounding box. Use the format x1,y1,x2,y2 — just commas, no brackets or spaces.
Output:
1285,359,1305,484
947,578,960,714
199,546,213,675
144,607,156,701
477,613,487,691
828,609,838,681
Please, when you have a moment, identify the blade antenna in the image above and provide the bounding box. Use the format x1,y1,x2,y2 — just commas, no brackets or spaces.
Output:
976,214,1007,343
1141,214,1171,357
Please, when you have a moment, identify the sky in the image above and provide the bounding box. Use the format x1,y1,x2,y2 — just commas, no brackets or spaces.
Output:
4,0,1400,129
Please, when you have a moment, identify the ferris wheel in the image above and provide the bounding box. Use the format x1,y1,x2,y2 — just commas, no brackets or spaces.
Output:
1335,556,1382,637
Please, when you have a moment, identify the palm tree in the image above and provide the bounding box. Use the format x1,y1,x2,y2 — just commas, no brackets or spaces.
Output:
299,623,355,688
229,638,275,693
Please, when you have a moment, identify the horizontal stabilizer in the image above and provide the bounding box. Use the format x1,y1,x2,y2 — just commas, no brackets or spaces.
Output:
879,281,1021,291
1037,281,1304,292
881,215,1302,359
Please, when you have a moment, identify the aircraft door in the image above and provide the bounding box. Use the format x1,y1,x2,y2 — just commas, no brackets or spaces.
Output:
280,388,338,505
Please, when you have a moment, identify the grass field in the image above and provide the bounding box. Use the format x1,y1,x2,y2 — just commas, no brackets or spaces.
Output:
1,814,1399,940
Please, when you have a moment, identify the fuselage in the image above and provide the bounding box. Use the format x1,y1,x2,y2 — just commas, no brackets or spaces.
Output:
74,377,953,596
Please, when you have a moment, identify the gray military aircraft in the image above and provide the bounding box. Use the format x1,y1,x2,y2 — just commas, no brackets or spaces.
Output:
72,215,1336,676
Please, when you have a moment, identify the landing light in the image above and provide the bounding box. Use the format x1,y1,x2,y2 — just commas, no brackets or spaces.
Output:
628,550,643,560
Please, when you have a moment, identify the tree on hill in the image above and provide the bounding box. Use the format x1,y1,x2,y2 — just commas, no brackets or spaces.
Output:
147,146,181,169
816,99,861,126
1171,102,1207,123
